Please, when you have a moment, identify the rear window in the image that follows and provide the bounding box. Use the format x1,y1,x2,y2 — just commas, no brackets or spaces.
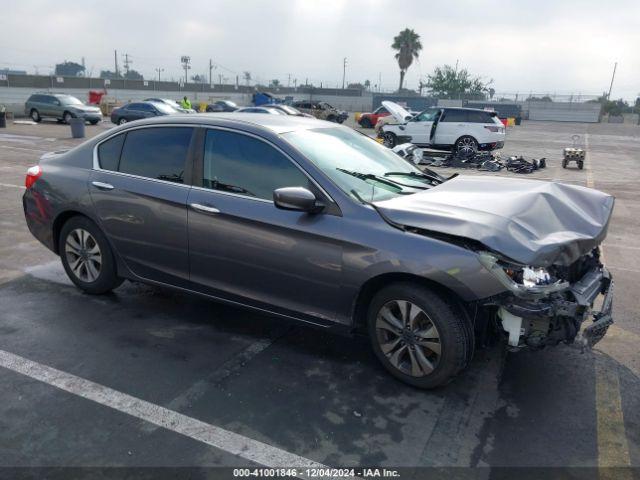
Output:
467,111,494,123
117,127,193,183
97,134,125,171
441,109,467,122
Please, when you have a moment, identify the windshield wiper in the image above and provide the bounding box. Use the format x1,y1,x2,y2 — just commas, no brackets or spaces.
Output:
336,168,427,190
384,170,447,185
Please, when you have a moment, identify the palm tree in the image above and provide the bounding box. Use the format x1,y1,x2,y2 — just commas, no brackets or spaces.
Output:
391,28,422,91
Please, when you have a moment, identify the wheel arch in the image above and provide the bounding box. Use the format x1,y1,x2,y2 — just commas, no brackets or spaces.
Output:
351,272,469,333
52,210,91,253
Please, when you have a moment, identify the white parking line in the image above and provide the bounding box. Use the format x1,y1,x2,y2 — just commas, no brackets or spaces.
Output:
0,348,327,469
0,182,26,189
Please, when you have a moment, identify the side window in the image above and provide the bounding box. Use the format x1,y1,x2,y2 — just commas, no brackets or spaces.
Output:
467,111,493,123
97,134,125,171
203,130,310,200
119,127,193,183
441,109,468,122
127,103,143,111
138,104,154,112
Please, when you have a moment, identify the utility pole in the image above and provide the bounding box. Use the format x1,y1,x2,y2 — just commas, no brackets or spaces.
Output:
155,67,164,82
181,56,191,84
342,57,347,89
607,62,618,100
114,50,119,77
287,73,291,88
122,53,132,76
218,73,223,85
209,59,214,87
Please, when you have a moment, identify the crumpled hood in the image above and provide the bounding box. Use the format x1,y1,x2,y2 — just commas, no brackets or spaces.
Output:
373,176,615,267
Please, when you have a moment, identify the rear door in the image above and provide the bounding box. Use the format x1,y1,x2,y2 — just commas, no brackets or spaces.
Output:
89,126,195,286
186,128,344,323
433,109,468,146
124,103,147,121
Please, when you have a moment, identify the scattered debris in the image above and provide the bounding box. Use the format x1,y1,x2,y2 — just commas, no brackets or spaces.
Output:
353,410,362,418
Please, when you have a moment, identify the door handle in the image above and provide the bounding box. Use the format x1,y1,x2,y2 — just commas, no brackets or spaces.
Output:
91,181,114,190
190,203,220,214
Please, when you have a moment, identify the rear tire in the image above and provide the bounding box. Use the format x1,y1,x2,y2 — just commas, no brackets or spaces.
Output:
454,136,479,157
59,216,123,295
30,109,42,122
367,283,472,389
578,160,584,170
90,120,99,125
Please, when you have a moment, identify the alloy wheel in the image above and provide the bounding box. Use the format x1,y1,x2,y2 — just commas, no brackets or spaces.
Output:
375,300,441,377
64,228,102,283
456,137,478,156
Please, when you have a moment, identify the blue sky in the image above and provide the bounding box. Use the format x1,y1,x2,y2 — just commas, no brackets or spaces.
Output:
1,0,638,100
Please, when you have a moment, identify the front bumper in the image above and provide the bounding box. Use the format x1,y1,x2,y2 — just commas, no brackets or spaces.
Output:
496,266,613,349
74,111,103,121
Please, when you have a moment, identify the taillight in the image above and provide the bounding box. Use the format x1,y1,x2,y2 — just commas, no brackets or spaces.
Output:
484,126,499,132
25,165,42,189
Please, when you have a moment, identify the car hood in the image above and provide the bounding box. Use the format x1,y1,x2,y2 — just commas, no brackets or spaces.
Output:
70,105,101,113
382,100,413,123
373,176,615,267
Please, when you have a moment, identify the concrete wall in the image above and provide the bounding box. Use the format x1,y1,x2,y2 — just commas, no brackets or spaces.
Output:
526,102,601,123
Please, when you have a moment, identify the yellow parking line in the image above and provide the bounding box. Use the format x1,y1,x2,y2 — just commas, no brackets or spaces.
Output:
585,136,632,475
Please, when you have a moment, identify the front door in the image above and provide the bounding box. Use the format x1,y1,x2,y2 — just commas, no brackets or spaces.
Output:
404,108,441,145
187,128,343,323
433,109,468,146
89,126,195,286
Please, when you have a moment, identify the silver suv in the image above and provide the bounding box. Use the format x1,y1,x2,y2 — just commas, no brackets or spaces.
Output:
25,93,103,124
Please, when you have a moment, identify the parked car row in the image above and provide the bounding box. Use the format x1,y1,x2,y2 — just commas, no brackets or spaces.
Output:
23,92,350,126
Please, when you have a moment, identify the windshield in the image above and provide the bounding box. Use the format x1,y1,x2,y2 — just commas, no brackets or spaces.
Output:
58,95,84,106
413,108,440,122
278,105,301,115
284,127,434,202
154,103,179,114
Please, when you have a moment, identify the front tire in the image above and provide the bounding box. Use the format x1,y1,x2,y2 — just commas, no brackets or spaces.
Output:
118,117,128,125
360,117,372,128
382,132,397,148
30,109,42,122
454,135,479,157
63,111,73,124
367,283,471,389
59,216,123,294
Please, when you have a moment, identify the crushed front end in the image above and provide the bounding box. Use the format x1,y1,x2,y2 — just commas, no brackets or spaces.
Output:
479,248,613,350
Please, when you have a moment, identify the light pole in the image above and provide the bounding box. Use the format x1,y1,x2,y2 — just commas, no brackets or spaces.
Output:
181,56,191,84
342,57,347,89
155,68,164,83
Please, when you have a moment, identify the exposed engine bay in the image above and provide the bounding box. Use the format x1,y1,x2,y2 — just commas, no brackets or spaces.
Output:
482,248,613,350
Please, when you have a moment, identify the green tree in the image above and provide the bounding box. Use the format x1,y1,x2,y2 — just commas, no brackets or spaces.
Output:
527,95,553,102
391,28,422,92
426,65,490,99
269,79,281,88
364,79,371,90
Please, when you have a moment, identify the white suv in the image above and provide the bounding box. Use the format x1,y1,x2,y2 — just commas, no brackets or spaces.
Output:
379,101,506,155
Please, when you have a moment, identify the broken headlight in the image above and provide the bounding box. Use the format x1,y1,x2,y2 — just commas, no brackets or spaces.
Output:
478,252,569,298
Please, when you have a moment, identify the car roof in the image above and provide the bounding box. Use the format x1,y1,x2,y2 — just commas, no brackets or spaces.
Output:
436,106,493,113
116,112,335,134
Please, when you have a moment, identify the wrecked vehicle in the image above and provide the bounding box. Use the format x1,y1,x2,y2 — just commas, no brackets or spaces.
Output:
379,101,506,154
22,115,613,389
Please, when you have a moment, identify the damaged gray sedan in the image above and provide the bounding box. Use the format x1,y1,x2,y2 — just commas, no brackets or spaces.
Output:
22,114,614,388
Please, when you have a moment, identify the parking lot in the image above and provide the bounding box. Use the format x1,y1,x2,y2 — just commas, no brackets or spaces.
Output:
0,119,639,475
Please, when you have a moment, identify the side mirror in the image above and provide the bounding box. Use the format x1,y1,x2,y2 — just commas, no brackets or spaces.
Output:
273,187,323,213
